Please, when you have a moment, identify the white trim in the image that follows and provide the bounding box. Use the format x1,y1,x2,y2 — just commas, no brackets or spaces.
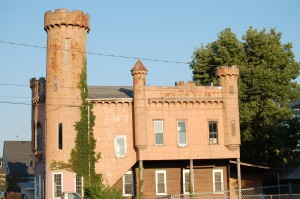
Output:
52,172,63,198
114,135,127,157
155,170,167,195
212,169,224,194
122,171,134,196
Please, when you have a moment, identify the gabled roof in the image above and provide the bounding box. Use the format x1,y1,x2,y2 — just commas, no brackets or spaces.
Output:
3,141,34,178
88,86,133,99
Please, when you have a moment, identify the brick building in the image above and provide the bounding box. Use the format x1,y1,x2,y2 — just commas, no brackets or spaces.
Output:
30,9,241,199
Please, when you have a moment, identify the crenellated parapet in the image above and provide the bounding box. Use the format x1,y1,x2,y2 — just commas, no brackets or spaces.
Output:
44,9,90,33
30,77,46,104
215,65,239,78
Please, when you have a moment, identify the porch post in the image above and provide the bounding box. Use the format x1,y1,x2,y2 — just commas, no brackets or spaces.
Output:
237,158,242,199
139,160,144,198
190,159,194,193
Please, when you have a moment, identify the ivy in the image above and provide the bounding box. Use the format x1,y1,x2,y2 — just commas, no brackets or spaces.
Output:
50,60,122,198
50,60,101,186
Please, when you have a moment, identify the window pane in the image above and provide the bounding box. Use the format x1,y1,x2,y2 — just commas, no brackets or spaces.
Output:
157,173,165,193
155,121,163,133
115,136,126,157
76,174,83,196
209,121,218,143
179,132,186,145
213,170,223,193
155,133,163,145
184,171,190,193
156,171,166,195
178,121,186,132
123,172,133,196
54,174,62,197
209,122,217,132
124,175,132,194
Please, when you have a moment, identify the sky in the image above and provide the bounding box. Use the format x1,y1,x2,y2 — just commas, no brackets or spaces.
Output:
0,0,299,156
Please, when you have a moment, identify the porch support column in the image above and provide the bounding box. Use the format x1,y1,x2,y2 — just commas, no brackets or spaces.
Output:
190,159,194,193
139,160,144,198
237,158,242,199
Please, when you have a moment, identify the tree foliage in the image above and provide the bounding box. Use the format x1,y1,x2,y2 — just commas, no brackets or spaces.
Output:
190,27,300,167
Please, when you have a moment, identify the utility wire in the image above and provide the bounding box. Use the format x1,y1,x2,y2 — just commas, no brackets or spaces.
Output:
0,40,190,65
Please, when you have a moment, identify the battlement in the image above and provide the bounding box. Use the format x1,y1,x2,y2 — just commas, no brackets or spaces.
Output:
44,9,90,32
175,80,195,87
216,65,239,77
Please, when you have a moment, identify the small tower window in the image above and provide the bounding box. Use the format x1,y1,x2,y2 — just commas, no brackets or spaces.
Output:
58,123,63,150
53,76,58,92
231,120,236,136
36,123,43,151
64,38,70,64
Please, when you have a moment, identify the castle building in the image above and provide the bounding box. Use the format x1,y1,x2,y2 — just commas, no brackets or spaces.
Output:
30,9,241,199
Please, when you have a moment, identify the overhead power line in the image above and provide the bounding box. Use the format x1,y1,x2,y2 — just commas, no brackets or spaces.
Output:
0,40,190,65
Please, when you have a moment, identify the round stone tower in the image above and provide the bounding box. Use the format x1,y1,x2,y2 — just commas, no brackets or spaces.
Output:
44,9,89,198
131,60,148,149
216,66,240,150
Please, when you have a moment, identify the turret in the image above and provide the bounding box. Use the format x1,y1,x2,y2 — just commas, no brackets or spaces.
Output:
131,60,148,150
43,9,89,198
216,66,240,150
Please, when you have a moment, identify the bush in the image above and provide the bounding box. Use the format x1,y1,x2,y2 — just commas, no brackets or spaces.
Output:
6,192,21,199
84,186,122,199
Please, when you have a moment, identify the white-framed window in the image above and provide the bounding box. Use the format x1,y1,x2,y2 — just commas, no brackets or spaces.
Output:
183,169,192,194
209,121,218,144
115,135,126,157
123,171,134,196
155,170,167,195
213,169,224,193
75,174,83,196
177,120,187,146
154,120,164,145
53,173,63,198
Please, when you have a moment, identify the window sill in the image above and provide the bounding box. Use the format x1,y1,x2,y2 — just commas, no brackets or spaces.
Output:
177,144,188,148
156,193,167,196
213,191,224,194
154,144,165,146
116,155,127,158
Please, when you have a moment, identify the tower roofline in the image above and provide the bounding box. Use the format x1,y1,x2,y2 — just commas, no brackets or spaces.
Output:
44,8,90,33
131,60,148,74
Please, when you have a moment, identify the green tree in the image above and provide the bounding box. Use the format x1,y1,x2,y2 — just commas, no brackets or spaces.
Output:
0,159,7,192
190,27,300,167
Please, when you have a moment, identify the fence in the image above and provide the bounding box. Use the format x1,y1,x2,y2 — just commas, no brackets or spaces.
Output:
155,184,300,199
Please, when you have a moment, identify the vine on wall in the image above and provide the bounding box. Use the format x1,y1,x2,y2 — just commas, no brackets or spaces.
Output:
50,60,101,187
